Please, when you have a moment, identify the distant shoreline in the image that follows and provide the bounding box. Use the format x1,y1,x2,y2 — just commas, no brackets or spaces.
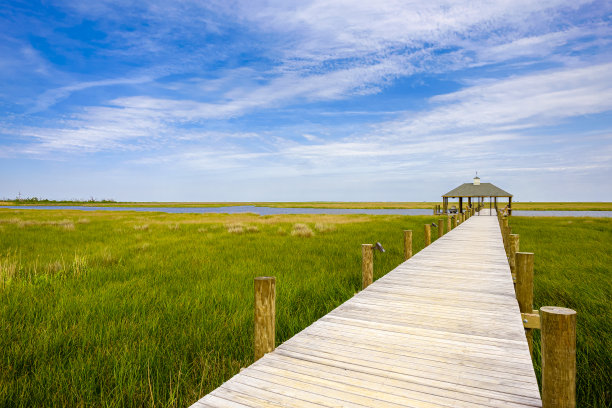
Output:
1,201,611,211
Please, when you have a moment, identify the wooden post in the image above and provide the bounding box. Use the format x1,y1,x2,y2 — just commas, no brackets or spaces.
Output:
452,215,457,229
403,230,412,261
541,306,577,408
254,277,276,361
502,217,509,252
505,225,512,259
438,219,444,237
446,216,451,233
362,244,373,289
515,252,534,354
424,224,431,247
509,234,519,274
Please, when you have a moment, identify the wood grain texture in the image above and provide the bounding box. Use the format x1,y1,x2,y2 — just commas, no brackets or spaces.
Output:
404,230,413,261
254,277,275,361
541,307,577,408
424,224,431,247
362,244,373,289
191,210,541,407
516,252,535,354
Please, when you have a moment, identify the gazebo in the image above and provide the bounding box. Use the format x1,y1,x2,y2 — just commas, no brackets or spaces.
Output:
441,176,513,215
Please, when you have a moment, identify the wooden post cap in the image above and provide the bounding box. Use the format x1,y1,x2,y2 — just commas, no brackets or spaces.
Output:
254,276,275,282
541,306,576,316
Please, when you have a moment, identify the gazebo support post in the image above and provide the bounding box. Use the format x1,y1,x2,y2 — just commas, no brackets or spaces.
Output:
508,197,512,216
459,197,463,213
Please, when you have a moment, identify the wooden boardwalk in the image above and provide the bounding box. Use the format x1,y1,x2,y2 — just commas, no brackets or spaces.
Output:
191,210,542,407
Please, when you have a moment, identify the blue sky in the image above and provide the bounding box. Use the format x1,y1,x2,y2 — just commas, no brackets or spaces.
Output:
1,0,611,202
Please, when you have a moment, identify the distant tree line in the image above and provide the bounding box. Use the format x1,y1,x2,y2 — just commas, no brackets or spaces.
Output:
3,196,116,203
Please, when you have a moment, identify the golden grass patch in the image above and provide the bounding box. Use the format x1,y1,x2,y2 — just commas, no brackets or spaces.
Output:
314,223,336,233
291,223,314,237
226,223,244,234
46,261,63,274
0,252,18,282
71,254,87,277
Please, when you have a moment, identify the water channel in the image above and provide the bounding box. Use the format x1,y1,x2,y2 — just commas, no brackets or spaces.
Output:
3,206,612,217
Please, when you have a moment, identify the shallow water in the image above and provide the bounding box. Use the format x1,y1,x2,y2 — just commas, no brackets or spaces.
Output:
3,205,612,217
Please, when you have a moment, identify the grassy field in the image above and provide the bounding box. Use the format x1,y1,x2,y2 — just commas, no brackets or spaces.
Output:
2,200,611,211
508,216,611,407
0,209,431,407
0,209,610,407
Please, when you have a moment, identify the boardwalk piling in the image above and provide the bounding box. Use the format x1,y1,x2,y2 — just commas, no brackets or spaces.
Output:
446,216,451,233
438,219,444,237
502,217,510,255
541,306,577,408
509,234,519,275
452,215,457,229
254,276,276,361
362,244,373,289
424,224,431,246
403,230,412,260
516,252,535,354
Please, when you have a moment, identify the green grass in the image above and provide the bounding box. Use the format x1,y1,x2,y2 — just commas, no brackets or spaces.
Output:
0,210,433,407
0,210,609,407
509,216,612,407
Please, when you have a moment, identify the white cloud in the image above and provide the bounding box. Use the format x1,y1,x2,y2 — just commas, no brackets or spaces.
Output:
373,62,612,139
29,76,155,113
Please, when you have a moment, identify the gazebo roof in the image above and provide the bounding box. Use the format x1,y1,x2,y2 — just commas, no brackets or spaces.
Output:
443,182,512,198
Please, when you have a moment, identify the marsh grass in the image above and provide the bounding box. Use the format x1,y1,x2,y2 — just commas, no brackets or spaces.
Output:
0,209,609,407
509,216,612,407
0,209,430,407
